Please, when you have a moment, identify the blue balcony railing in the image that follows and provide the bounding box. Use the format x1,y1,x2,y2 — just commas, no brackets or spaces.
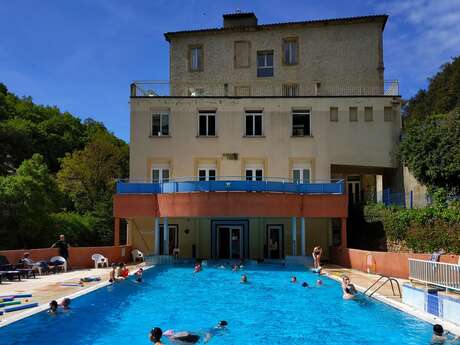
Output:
116,177,344,195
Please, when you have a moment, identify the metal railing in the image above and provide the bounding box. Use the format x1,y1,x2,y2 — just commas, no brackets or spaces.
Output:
362,275,402,298
116,176,345,195
130,80,400,97
409,259,460,291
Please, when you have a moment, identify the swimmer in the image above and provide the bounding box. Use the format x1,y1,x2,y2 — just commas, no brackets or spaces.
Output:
291,276,297,283
232,264,239,272
316,279,323,286
48,300,58,314
302,282,309,287
150,327,165,345
204,320,228,343
119,262,129,278
135,267,144,282
342,275,357,299
60,298,71,310
194,263,202,273
432,324,446,344
165,330,200,344
240,274,248,283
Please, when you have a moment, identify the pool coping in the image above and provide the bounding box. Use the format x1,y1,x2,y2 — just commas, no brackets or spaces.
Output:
324,271,460,336
0,265,155,329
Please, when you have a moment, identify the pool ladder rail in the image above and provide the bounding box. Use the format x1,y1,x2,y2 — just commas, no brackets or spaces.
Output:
362,275,402,298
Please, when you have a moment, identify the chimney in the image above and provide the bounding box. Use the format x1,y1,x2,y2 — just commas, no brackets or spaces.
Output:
223,12,258,28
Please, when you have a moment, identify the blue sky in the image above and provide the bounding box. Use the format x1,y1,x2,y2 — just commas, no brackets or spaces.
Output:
1,0,460,142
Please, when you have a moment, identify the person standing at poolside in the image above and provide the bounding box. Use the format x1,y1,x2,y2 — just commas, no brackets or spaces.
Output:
51,234,72,270
312,246,322,269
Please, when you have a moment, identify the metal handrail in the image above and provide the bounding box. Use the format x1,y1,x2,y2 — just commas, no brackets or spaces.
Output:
118,176,344,184
362,275,402,298
130,80,400,97
409,259,460,291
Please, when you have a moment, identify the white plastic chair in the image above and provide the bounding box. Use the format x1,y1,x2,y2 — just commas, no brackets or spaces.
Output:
131,249,144,263
50,256,67,272
91,254,109,268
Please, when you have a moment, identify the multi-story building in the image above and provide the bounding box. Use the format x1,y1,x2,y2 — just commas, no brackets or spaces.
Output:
114,13,402,261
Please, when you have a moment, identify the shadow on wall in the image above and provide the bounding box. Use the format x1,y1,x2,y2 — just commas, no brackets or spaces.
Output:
347,204,387,251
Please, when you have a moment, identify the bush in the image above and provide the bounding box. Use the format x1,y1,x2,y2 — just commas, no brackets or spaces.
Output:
363,203,460,254
50,212,99,247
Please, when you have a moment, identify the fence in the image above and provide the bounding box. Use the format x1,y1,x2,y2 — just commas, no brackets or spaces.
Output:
409,259,460,291
372,189,431,208
130,80,400,97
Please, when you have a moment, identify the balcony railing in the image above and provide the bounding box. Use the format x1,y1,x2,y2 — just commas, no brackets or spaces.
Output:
409,259,460,291
130,80,399,97
116,177,345,195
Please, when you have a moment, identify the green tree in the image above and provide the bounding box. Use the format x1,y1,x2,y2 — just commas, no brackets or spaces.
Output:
0,154,61,249
399,110,460,195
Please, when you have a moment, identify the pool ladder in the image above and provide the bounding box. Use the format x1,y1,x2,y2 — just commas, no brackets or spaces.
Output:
362,275,402,298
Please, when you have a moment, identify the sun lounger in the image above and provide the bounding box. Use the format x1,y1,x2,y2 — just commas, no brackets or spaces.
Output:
0,270,21,281
0,255,35,279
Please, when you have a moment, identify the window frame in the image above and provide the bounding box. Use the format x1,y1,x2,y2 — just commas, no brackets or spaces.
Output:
384,106,393,122
291,109,311,137
330,107,339,122
349,107,358,122
152,167,170,183
292,168,311,184
197,111,216,137
245,111,264,136
245,168,264,181
282,37,299,66
257,50,274,77
151,112,170,136
364,106,373,122
198,167,217,181
188,44,204,72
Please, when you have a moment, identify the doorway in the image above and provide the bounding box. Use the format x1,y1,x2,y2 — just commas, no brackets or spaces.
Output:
217,226,243,259
266,225,284,259
159,224,179,255
347,175,361,204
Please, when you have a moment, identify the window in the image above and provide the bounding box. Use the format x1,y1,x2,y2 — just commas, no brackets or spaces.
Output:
292,109,311,136
246,168,263,181
245,111,263,136
189,45,203,72
330,107,338,122
349,107,358,122
152,167,169,183
257,51,273,77
198,168,216,181
234,41,250,68
384,106,393,122
151,112,169,136
364,106,373,122
292,168,310,183
198,111,216,136
282,83,299,96
282,38,298,65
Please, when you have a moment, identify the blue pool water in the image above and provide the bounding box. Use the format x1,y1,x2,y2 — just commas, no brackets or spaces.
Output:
1,265,434,344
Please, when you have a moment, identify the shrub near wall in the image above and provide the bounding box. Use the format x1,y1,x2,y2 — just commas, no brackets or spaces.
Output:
364,203,460,254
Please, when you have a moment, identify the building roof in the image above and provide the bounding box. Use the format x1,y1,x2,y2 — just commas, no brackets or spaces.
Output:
164,14,388,41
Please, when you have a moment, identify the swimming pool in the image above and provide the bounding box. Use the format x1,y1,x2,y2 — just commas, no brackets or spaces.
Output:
1,265,434,344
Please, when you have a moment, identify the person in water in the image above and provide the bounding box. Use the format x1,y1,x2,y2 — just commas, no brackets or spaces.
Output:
60,298,71,310
119,262,129,278
48,300,58,314
165,330,201,344
204,320,228,343
342,275,357,299
240,274,248,283
312,246,322,269
194,263,202,273
316,279,323,286
135,267,144,282
302,282,309,287
291,276,297,283
150,327,165,345
432,324,447,344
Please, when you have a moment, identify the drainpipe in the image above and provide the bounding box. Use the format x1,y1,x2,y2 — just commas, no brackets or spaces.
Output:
301,217,306,256
163,217,169,255
154,217,160,255
291,217,297,256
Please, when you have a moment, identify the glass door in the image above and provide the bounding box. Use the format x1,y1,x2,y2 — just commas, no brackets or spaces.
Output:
217,226,243,259
266,225,283,259
347,176,361,204
159,225,178,255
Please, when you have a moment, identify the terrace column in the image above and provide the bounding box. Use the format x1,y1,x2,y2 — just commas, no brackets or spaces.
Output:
300,217,306,256
291,217,297,256
163,217,169,255
114,217,120,246
154,217,160,255
341,218,348,248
